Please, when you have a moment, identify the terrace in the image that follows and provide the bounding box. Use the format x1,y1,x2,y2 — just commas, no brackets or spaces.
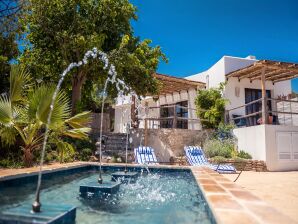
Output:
224,60,298,171
225,60,298,127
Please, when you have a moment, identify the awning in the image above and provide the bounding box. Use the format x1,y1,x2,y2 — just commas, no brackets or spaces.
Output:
154,73,205,95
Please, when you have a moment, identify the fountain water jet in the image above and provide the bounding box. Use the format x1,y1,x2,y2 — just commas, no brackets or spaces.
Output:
0,48,127,224
111,122,138,183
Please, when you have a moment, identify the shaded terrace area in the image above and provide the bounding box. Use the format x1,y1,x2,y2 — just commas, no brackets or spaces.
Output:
225,60,298,126
129,73,206,146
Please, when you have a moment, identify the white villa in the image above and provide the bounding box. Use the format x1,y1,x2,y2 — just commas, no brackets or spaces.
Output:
114,55,298,171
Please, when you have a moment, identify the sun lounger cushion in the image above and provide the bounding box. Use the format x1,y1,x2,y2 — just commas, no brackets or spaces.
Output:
135,146,158,164
184,146,236,173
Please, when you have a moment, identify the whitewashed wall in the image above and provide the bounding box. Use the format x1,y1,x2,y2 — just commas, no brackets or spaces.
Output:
114,104,131,133
234,125,298,171
186,56,292,116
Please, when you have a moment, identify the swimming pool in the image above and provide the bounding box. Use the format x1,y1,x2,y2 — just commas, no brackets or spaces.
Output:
0,166,216,224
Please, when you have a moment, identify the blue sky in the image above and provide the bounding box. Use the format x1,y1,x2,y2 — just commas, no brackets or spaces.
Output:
131,0,298,92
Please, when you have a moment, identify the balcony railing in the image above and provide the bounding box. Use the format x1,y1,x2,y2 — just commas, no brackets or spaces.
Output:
225,97,298,127
143,104,200,129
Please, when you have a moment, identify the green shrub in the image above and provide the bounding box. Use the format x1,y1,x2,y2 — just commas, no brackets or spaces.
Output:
0,158,24,168
45,150,58,163
237,150,252,159
79,148,93,161
203,138,235,158
195,83,228,128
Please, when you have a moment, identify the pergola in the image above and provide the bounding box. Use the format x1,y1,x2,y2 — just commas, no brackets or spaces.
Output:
131,73,205,129
154,73,205,95
225,59,298,124
226,60,298,83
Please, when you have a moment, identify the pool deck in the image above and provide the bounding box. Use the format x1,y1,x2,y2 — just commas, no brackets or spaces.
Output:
223,171,298,223
0,162,296,224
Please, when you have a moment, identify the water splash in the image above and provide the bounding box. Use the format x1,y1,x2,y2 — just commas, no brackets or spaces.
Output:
33,47,129,211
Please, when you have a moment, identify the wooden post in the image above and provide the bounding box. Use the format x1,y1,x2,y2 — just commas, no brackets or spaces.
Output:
261,67,268,124
173,104,177,128
144,118,148,146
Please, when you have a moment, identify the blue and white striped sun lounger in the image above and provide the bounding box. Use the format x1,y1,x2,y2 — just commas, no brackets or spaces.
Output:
184,146,236,173
134,146,159,165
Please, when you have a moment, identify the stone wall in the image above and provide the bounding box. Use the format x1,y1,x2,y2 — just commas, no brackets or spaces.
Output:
131,128,210,162
217,159,268,172
90,113,110,134
243,160,267,172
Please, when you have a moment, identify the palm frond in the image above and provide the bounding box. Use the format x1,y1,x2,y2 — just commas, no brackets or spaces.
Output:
63,127,91,139
0,126,17,146
65,111,91,129
0,95,13,126
10,65,32,104
55,140,75,163
27,85,71,128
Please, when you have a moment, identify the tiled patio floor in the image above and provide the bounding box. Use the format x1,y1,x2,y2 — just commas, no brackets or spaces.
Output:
224,171,298,223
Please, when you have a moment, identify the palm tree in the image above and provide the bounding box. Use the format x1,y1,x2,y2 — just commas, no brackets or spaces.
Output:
0,65,91,166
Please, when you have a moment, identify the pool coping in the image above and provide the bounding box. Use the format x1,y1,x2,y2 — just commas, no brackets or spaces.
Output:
0,162,296,224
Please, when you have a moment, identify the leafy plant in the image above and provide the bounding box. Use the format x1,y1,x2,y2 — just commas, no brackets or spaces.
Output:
213,123,235,140
195,83,228,128
78,148,93,161
237,150,252,159
0,66,91,166
19,0,167,114
203,138,235,158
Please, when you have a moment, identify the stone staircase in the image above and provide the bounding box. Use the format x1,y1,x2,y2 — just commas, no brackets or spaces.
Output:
102,132,128,152
92,132,133,161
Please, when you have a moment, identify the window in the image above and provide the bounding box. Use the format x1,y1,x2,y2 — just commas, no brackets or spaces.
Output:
245,88,272,126
160,101,188,129
176,101,188,129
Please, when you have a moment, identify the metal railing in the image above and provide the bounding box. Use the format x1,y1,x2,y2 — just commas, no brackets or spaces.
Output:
225,97,298,127
144,104,200,129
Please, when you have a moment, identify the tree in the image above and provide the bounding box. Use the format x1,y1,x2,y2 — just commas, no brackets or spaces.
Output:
195,83,227,129
0,0,26,93
0,33,18,92
19,0,166,114
0,65,91,166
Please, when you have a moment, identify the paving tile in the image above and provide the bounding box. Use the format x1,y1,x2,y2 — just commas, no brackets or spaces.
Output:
245,203,297,224
212,176,231,183
201,184,227,194
220,182,244,190
194,174,210,178
229,190,261,202
215,210,259,224
197,178,217,185
207,194,243,210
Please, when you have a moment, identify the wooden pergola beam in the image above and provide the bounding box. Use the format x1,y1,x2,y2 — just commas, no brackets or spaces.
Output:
267,71,294,81
226,63,260,78
272,73,298,83
250,69,280,81
154,73,205,95
237,69,262,80
226,59,298,83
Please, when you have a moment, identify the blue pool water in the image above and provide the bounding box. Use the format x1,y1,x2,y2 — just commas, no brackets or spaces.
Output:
0,167,216,224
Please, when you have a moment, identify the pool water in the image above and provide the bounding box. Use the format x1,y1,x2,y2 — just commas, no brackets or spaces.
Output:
0,168,215,224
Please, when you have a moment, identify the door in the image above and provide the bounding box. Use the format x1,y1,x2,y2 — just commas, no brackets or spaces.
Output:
277,132,298,160
245,88,272,126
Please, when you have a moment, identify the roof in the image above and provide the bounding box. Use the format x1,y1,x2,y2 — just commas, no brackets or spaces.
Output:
226,60,298,83
154,73,205,95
